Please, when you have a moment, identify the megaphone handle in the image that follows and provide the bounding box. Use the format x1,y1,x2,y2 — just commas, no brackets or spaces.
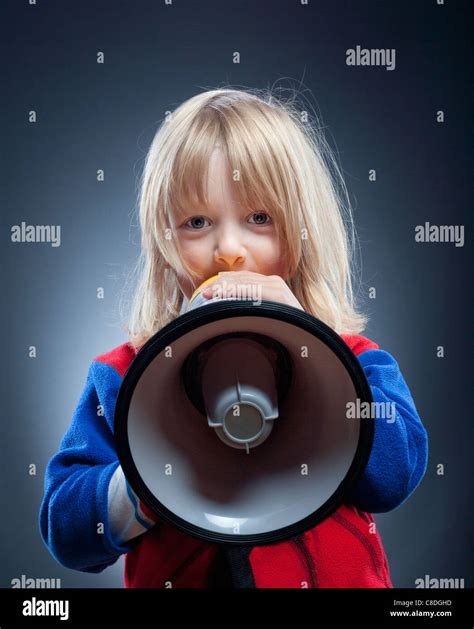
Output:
222,546,256,588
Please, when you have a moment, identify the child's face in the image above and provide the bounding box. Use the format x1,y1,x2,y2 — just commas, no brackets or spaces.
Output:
170,147,289,299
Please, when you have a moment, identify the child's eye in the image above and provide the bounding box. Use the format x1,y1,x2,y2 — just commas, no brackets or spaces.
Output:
184,216,210,230
248,212,272,225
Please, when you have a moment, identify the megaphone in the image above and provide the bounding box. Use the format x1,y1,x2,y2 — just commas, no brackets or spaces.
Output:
114,275,374,547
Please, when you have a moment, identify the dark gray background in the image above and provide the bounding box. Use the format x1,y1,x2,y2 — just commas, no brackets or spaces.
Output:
2,0,472,588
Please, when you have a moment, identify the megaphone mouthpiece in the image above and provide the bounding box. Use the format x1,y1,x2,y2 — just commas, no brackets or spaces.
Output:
202,340,279,451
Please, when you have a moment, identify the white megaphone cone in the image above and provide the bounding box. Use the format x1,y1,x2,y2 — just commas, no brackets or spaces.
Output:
114,273,374,551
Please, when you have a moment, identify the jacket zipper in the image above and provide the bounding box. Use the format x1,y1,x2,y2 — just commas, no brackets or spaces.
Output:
331,511,388,586
168,540,319,588
291,536,318,588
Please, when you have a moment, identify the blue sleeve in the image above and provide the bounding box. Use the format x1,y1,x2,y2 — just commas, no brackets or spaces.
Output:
39,361,138,572
348,349,428,513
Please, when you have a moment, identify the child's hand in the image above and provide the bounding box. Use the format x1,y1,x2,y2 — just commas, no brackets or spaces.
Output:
201,271,304,311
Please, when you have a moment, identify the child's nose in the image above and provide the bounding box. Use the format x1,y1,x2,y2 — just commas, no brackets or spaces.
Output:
214,231,247,268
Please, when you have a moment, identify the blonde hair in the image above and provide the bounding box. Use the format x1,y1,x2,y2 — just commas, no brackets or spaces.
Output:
122,86,368,350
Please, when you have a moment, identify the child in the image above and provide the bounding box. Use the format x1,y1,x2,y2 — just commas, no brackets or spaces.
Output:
39,88,428,588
